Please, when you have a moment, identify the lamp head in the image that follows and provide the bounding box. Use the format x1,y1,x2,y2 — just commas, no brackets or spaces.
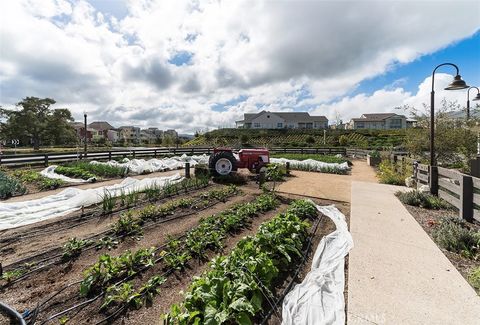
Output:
444,75,469,90
473,92,480,101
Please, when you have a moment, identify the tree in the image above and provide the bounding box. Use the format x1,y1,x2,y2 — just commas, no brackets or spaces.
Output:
338,135,348,146
0,97,76,150
306,136,315,145
239,134,249,145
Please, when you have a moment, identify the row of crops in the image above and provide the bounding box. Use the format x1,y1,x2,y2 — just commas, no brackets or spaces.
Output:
185,128,406,148
2,189,286,324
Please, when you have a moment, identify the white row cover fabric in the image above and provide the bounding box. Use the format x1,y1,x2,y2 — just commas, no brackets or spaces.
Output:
90,154,210,175
40,165,94,183
282,204,353,325
0,174,183,230
270,158,349,172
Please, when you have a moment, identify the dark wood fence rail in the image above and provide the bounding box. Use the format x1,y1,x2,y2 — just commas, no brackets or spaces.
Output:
0,147,348,167
412,162,479,223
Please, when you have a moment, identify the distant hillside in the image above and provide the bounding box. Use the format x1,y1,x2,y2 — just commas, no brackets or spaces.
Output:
184,128,406,148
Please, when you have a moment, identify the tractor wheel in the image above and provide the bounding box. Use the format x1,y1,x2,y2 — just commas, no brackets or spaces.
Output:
209,152,238,176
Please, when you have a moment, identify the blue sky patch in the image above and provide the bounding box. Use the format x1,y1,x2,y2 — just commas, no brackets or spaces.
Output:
168,51,194,66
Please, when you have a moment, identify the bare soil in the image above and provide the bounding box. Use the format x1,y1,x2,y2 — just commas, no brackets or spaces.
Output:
403,204,480,293
1,175,353,325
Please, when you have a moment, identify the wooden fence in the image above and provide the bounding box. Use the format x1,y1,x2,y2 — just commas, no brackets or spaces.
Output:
413,162,479,223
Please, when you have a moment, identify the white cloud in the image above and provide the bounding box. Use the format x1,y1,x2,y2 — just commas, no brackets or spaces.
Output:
0,0,479,132
311,73,472,123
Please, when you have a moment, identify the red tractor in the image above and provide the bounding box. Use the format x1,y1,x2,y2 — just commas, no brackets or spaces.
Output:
208,147,270,176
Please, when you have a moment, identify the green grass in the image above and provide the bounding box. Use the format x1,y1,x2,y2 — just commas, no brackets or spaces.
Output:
271,153,348,164
395,190,452,210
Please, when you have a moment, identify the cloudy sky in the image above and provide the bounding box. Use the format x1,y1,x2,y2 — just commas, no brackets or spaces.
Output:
1,0,479,133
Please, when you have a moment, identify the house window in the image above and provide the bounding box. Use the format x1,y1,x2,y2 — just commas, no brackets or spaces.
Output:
306,123,313,129
356,122,364,129
254,123,261,128
277,122,283,128
389,119,402,129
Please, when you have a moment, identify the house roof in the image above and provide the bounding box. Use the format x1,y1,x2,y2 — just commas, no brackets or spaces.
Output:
241,111,328,123
352,113,406,122
88,121,114,131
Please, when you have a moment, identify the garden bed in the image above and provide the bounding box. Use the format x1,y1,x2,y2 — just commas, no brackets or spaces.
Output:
399,201,480,294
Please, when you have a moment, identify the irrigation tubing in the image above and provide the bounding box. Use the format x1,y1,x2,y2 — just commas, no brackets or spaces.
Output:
259,214,324,325
1,184,221,279
0,301,27,325
33,195,268,324
1,194,230,289
0,182,212,247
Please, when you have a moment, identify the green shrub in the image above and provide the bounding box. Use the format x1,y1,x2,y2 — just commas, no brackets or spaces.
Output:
377,159,406,185
395,190,452,210
432,217,480,259
0,171,27,199
271,153,348,164
468,266,480,291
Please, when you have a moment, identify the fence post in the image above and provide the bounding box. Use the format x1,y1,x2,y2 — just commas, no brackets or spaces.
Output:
108,151,112,161
44,154,49,167
185,162,190,179
429,166,438,195
154,149,157,158
286,162,290,175
132,150,136,158
460,175,473,222
413,161,418,181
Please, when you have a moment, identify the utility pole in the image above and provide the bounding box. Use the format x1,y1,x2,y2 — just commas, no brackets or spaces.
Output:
323,129,326,145
84,112,88,158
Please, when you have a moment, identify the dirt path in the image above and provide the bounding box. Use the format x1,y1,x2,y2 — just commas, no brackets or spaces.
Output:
3,169,184,203
277,159,377,202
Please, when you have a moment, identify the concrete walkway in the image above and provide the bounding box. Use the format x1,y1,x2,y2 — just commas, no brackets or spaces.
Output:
348,181,480,324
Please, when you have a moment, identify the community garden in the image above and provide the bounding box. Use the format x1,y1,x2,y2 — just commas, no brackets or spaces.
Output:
0,154,348,324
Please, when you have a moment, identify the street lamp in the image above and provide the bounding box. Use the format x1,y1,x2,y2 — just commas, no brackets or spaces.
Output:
466,86,480,120
430,63,469,169
84,111,88,158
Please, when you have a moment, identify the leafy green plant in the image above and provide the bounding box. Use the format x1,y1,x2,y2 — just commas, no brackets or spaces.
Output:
396,190,452,210
1,269,25,282
165,200,316,324
432,217,480,259
62,237,92,260
377,159,406,185
96,236,119,250
64,161,127,178
112,211,143,238
55,166,96,180
0,171,27,199
80,247,156,296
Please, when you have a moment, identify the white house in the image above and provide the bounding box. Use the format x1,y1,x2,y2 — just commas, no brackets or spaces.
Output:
348,113,408,130
236,111,328,129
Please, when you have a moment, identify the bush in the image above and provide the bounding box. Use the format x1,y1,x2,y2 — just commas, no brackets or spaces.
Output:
395,190,452,210
64,161,127,178
338,135,348,146
468,266,480,291
432,217,480,259
212,173,248,185
0,171,27,199
377,159,406,185
306,136,315,145
194,164,210,178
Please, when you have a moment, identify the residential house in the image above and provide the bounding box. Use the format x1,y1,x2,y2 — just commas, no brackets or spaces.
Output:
348,113,407,130
235,111,328,129
118,126,141,144
88,121,115,142
140,129,158,144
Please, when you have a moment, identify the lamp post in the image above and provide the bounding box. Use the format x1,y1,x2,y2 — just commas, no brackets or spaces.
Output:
429,63,469,195
84,112,88,158
466,86,480,120
430,63,469,167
